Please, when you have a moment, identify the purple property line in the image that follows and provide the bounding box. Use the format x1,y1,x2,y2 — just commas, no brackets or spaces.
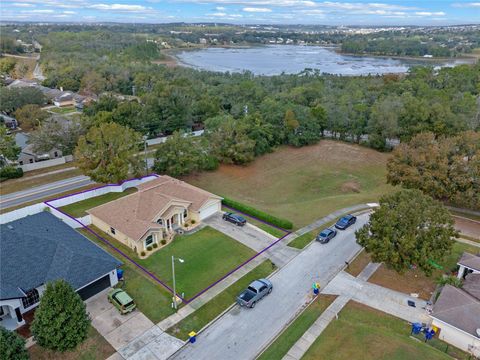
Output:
43,173,292,305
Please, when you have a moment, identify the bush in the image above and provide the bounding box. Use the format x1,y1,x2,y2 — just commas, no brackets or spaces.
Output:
147,246,153,251
141,251,146,256
0,166,23,182
153,243,158,248
0,327,29,360
190,219,196,224
222,197,293,229
31,280,89,352
160,239,167,245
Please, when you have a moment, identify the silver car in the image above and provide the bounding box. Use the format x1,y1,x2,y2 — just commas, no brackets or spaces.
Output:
236,279,273,308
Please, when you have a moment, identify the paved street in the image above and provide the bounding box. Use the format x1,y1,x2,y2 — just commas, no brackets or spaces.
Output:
0,175,93,209
172,213,369,360
204,214,299,267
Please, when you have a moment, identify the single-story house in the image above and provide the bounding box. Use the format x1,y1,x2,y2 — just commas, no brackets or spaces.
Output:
17,144,62,165
0,114,18,129
457,252,480,279
0,212,121,330
53,92,75,107
430,273,480,357
88,176,222,255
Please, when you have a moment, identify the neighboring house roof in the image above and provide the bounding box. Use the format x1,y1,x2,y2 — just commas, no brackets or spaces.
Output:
431,284,480,338
0,212,121,300
464,273,480,301
88,176,222,241
54,92,74,102
458,252,480,272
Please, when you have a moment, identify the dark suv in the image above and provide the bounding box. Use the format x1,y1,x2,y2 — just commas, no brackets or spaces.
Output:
335,214,357,230
222,212,247,226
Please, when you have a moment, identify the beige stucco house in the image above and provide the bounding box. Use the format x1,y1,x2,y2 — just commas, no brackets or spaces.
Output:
88,176,222,255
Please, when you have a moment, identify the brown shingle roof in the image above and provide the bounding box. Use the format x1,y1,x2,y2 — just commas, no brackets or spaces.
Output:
88,176,221,241
458,252,480,272
432,284,480,338
464,273,480,301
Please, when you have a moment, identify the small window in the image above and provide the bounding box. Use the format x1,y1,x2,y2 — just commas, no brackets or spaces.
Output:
183,210,188,218
29,159,34,163
22,288,40,309
54,151,58,157
145,235,154,247
157,219,163,225
19,161,23,165
110,227,116,235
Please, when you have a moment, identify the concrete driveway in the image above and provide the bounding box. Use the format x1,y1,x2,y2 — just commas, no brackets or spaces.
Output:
86,289,154,351
204,213,298,267
172,213,369,360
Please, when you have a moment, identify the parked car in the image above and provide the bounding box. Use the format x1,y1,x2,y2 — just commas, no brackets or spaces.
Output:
237,279,273,308
335,214,357,230
316,228,337,243
223,212,247,226
108,288,136,314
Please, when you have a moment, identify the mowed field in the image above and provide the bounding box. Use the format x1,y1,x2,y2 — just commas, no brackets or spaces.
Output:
185,140,393,227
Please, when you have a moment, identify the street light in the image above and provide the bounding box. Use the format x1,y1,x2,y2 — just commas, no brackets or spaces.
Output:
172,256,184,310
142,135,148,175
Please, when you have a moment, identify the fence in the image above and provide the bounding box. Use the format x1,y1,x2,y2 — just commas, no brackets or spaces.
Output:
19,155,74,172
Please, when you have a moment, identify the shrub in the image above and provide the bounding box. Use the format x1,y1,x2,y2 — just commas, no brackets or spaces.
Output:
190,219,196,224
160,239,167,245
222,197,293,229
147,246,153,251
141,251,146,256
0,166,23,182
31,280,89,352
153,243,158,248
0,327,29,360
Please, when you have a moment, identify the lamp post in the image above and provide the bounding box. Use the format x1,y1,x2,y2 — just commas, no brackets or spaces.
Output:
142,135,148,175
171,255,184,310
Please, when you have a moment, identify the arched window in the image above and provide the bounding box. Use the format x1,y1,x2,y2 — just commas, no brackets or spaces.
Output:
22,288,40,309
145,235,154,247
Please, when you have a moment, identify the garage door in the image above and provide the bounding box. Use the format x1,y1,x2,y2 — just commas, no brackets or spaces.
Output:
199,201,220,220
77,274,111,300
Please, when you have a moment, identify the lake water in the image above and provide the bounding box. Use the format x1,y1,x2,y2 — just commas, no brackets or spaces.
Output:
175,45,469,76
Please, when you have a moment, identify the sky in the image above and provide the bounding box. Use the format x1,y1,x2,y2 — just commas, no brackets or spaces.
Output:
1,0,479,25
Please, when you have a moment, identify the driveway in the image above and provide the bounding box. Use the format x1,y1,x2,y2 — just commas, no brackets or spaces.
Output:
204,213,298,267
172,213,369,360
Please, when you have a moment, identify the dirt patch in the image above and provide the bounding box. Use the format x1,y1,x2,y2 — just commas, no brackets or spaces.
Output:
454,216,480,240
341,180,361,193
346,250,372,277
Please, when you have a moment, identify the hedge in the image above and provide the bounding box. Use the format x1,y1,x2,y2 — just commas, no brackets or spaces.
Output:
222,197,293,230
0,166,23,182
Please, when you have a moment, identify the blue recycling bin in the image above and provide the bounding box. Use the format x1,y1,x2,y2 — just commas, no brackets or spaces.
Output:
411,323,422,334
189,331,197,343
117,269,124,280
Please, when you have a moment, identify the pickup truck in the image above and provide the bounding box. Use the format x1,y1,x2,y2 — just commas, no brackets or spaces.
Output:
236,279,273,308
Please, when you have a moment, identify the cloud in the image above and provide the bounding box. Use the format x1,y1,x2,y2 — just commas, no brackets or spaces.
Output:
216,6,226,10
243,7,272,12
25,9,55,13
452,2,480,7
89,3,148,11
209,12,227,16
11,2,35,7
415,11,446,16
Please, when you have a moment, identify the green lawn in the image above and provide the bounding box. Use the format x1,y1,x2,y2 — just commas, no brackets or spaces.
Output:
302,302,455,360
140,226,256,299
59,188,137,217
257,295,336,360
47,106,77,114
288,230,318,249
78,228,176,323
184,141,393,228
167,260,276,340
28,326,115,360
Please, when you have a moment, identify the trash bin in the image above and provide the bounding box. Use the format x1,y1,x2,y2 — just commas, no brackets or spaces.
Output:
411,323,422,334
188,331,197,344
117,269,124,281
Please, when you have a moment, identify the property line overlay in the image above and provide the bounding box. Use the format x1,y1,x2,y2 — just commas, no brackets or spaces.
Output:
43,174,291,305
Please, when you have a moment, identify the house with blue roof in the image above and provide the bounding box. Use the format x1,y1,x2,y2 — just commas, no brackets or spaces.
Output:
0,212,121,330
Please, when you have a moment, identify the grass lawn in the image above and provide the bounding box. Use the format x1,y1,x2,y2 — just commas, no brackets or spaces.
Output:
59,188,137,217
184,140,393,228
302,301,454,360
368,242,480,300
79,227,176,322
140,226,256,299
288,230,317,249
257,295,336,360
47,106,77,114
345,250,372,277
166,260,277,340
28,326,115,360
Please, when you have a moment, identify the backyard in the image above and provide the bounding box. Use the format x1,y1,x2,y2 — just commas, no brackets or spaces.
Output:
58,187,137,217
302,301,456,360
184,140,393,228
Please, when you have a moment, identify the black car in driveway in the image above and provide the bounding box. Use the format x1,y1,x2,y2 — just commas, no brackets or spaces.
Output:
335,214,357,230
316,228,337,244
222,212,247,226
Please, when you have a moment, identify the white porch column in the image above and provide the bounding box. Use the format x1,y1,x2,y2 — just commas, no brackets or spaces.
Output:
178,213,182,226
457,265,465,279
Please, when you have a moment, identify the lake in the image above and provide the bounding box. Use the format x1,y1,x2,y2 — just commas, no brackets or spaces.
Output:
175,45,470,76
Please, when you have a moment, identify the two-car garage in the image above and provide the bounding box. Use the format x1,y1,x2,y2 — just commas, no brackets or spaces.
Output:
199,199,222,221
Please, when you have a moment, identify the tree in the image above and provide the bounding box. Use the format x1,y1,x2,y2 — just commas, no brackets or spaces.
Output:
0,126,20,164
80,71,106,95
14,104,48,131
0,87,45,115
75,122,142,183
0,327,29,360
153,131,217,176
311,104,328,136
0,57,17,76
29,116,85,155
356,189,457,275
31,280,90,352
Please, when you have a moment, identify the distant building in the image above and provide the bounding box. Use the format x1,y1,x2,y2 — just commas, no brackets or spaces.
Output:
0,115,17,130
17,144,62,165
199,38,207,45
53,92,75,107
423,54,433,58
